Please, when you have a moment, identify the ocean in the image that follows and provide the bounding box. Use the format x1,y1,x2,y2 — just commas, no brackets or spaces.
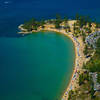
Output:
0,0,100,37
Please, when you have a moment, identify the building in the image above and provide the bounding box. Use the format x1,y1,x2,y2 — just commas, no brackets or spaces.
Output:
89,72,100,91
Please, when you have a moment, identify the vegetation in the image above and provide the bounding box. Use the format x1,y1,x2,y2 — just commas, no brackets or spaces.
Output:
55,14,62,29
84,38,100,72
79,72,89,86
83,45,89,55
75,14,91,27
82,31,86,42
96,22,100,28
68,90,74,100
96,38,100,50
68,37,100,100
97,73,100,84
21,14,98,38
72,14,94,38
63,16,68,22
91,85,95,99
68,73,92,100
75,13,80,20
68,71,97,100
22,18,45,31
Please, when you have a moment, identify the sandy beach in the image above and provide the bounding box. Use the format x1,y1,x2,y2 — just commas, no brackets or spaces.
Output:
18,24,86,100
41,28,86,100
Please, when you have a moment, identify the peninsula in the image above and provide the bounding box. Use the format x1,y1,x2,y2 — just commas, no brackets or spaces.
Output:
18,14,100,100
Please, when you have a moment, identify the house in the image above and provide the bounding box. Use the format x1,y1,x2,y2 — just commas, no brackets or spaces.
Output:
89,72,100,91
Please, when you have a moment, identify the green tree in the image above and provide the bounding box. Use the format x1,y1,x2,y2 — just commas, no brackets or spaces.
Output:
23,18,38,31
82,31,86,42
76,13,80,20
63,16,68,22
96,23,100,28
83,45,88,55
40,19,45,28
90,86,95,99
97,73,100,84
55,14,62,29
56,14,61,21
79,74,84,85
68,90,74,100
73,23,76,34
96,38,100,55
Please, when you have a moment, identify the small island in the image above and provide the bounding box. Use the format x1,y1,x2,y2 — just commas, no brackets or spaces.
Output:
18,14,100,100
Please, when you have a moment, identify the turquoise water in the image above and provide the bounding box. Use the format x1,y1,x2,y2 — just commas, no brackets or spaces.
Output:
0,32,75,100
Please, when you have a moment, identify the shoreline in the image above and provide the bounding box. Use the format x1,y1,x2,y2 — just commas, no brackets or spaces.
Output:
41,29,85,100
18,25,86,100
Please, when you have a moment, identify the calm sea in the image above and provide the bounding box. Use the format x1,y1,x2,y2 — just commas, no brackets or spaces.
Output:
0,0,100,37
0,32,75,100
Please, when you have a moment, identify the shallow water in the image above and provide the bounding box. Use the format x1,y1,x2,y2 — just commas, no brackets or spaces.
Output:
0,32,75,100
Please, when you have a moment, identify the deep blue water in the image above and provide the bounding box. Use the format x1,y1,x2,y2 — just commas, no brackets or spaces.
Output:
0,0,100,37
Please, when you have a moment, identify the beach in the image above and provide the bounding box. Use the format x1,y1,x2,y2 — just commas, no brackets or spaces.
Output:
42,28,86,100
18,24,86,100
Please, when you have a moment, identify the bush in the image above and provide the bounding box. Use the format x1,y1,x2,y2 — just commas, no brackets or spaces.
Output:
83,45,88,55
68,90,74,100
79,72,89,86
97,73,100,84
